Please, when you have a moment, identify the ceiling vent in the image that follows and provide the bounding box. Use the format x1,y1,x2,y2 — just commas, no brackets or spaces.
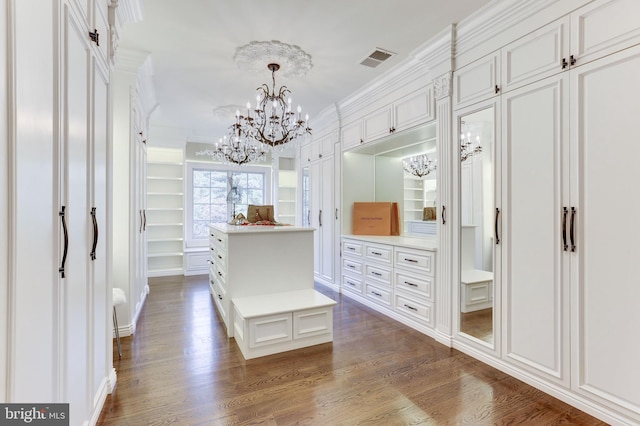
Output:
360,48,395,68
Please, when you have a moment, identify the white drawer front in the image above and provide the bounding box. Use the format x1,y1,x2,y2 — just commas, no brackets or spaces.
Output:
343,240,364,257
343,258,363,275
365,244,392,264
395,247,434,274
365,264,391,285
395,294,433,326
395,271,433,300
365,283,391,306
342,274,363,293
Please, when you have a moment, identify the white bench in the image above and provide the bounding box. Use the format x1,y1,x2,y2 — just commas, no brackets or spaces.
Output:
460,269,494,313
232,289,337,360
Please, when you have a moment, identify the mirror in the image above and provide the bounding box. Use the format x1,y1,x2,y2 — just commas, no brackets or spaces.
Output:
344,124,437,237
459,106,495,345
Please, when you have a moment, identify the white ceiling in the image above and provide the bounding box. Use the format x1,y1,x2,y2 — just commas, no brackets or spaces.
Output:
118,0,491,143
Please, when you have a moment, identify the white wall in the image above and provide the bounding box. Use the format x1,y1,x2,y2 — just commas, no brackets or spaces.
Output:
0,0,8,403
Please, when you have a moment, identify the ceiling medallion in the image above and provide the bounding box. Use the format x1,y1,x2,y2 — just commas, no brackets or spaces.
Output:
233,40,313,78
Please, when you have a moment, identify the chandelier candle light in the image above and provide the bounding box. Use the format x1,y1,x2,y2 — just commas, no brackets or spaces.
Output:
235,63,311,149
213,113,267,166
403,154,437,178
460,127,482,162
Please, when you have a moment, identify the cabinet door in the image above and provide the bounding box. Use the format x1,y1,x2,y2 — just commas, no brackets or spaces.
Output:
309,161,321,276
454,51,500,108
341,120,363,150
300,142,312,163
501,74,570,386
363,106,393,142
63,7,92,423
320,156,334,283
394,85,434,131
571,0,640,67
501,17,570,92
570,45,640,416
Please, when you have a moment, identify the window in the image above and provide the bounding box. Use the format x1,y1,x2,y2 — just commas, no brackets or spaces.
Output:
186,162,271,246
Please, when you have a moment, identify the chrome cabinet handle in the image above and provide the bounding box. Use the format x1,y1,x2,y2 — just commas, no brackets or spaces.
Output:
59,206,68,278
562,207,568,251
90,207,98,260
495,208,500,245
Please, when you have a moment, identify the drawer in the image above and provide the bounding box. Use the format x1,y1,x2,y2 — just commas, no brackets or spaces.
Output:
394,294,433,326
343,258,363,275
395,270,433,300
342,274,363,294
394,247,434,274
365,264,391,285
365,283,391,306
365,243,392,264
213,279,228,323
343,239,364,257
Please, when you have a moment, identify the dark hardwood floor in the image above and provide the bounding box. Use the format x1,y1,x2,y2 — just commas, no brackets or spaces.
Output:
97,275,606,425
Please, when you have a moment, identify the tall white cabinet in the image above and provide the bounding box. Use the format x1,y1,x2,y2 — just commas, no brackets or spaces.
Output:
453,0,640,422
112,49,156,336
1,0,126,424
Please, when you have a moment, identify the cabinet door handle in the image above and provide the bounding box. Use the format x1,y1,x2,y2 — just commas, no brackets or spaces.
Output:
143,209,146,231
495,207,501,245
59,206,68,278
494,85,500,94
139,209,143,234
562,58,569,69
570,55,576,66
404,304,418,311
562,207,568,251
570,207,577,252
441,205,446,225
335,208,338,220
319,209,322,227
307,209,311,226
90,207,98,260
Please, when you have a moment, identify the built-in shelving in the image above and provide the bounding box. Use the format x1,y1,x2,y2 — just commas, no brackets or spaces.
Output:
277,157,297,225
146,147,184,277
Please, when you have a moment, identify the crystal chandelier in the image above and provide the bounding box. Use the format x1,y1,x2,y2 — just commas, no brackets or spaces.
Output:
403,154,437,178
213,115,267,165
460,123,482,162
233,63,311,149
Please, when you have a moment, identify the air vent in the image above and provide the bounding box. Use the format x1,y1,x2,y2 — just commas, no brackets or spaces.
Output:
360,48,395,68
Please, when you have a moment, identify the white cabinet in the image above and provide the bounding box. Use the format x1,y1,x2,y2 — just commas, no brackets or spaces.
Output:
342,86,435,149
569,43,640,419
146,147,185,277
454,51,501,108
309,156,335,285
4,1,113,423
341,237,437,334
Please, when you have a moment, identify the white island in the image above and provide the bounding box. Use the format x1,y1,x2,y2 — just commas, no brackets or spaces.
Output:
208,223,336,359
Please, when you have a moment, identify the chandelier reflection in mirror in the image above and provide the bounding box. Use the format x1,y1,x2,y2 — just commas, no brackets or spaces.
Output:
403,154,437,178
232,63,311,149
460,121,482,162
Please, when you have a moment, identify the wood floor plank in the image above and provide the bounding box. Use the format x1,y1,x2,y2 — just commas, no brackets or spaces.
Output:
97,275,606,425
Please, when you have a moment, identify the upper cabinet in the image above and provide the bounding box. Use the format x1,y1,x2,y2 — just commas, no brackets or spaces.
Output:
342,85,434,150
455,0,640,110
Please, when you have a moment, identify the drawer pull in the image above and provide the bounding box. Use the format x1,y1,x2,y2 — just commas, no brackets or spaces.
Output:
371,271,382,277
218,271,222,277
347,246,356,251
371,291,382,297
217,238,222,243
404,258,418,263
371,251,382,256
404,281,418,287
210,247,214,251
218,294,223,300
347,264,355,269
404,304,418,311
346,280,356,287
218,255,222,259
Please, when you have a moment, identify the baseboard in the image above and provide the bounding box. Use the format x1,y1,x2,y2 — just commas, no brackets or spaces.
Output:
89,376,109,426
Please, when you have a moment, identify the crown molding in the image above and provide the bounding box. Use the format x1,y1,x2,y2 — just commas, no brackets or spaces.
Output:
110,0,143,31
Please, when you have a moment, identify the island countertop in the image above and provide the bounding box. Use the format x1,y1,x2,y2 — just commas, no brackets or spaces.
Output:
210,223,315,234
